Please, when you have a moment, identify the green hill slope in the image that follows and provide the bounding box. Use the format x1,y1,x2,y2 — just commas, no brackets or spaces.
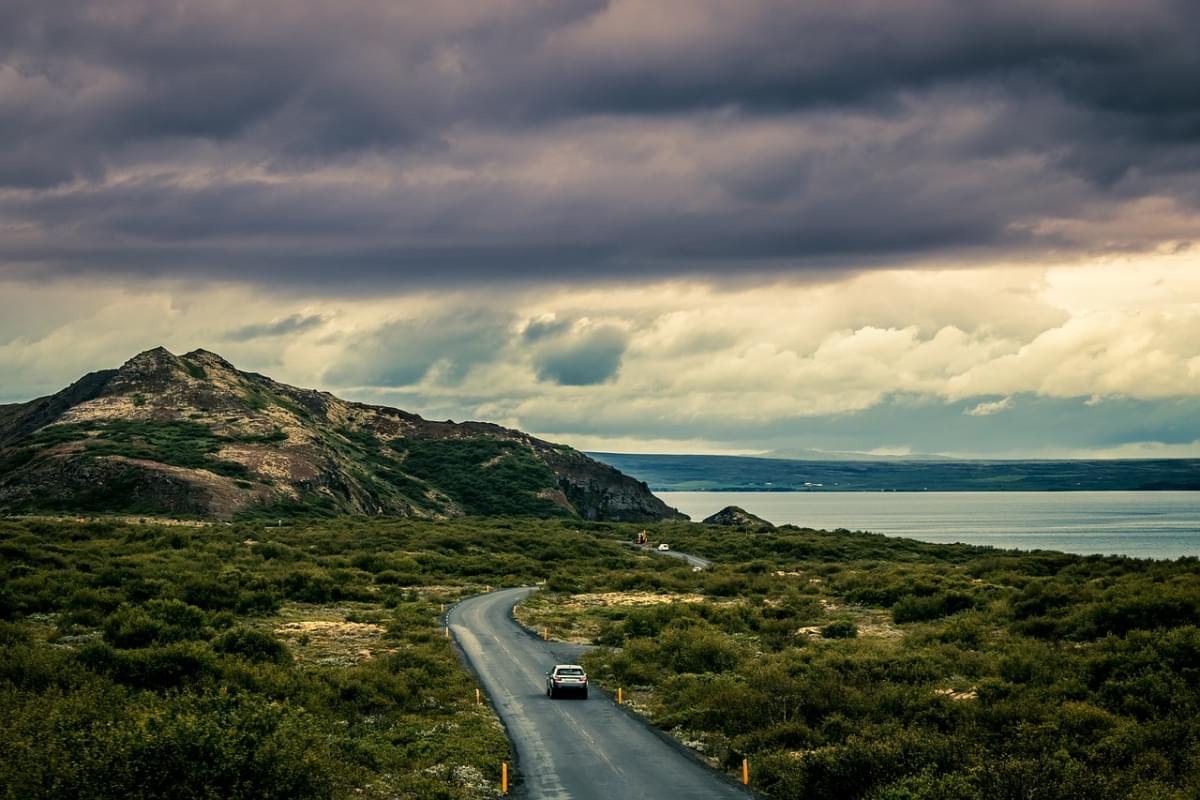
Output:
0,347,685,522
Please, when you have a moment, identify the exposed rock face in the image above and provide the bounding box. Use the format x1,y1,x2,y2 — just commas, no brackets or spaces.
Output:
701,505,774,528
0,347,688,522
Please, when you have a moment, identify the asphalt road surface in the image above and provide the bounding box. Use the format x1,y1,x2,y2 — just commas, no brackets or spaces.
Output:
448,587,752,800
634,543,712,570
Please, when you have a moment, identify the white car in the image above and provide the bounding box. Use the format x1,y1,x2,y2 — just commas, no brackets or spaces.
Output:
657,543,670,551
546,664,588,699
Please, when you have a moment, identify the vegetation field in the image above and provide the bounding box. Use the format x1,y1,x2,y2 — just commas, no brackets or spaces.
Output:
2,515,1198,799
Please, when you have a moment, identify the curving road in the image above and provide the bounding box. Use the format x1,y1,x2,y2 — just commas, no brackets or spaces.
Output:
634,543,712,570
448,587,751,800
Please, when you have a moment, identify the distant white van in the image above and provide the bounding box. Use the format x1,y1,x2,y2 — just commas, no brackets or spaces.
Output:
657,543,670,551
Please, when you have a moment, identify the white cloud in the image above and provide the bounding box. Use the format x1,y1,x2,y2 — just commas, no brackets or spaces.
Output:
2,248,1199,453
966,397,1012,416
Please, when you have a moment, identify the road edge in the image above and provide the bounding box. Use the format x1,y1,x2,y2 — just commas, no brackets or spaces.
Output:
442,586,537,799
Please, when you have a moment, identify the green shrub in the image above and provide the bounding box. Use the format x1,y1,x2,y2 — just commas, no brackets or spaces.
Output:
0,689,345,800
102,606,165,648
281,570,335,603
214,627,292,665
396,438,566,516
656,621,743,674
822,620,859,639
893,591,976,624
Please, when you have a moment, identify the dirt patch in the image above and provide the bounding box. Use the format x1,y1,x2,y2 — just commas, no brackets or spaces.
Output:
271,603,395,667
562,591,709,607
216,444,319,483
795,607,903,640
852,608,904,639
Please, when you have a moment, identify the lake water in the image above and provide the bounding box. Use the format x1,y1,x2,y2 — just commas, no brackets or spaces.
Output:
658,491,1200,560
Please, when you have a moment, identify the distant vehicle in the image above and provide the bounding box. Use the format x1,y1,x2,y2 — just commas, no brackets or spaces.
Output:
658,543,670,551
546,664,588,699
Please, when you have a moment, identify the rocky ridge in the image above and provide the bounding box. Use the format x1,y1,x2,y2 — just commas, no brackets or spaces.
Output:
0,347,686,522
701,505,775,528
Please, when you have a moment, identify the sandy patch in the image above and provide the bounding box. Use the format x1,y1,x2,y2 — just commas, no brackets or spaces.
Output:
271,604,395,666
217,444,318,482
563,591,709,607
276,620,386,636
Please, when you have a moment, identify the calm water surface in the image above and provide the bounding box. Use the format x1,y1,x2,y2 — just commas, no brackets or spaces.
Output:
658,491,1200,559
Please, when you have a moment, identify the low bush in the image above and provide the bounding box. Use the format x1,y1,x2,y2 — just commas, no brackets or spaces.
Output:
821,620,859,639
213,627,293,665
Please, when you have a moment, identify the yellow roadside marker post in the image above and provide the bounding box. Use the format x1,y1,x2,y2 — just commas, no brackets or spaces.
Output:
502,762,509,794
617,687,623,705
742,758,749,785
476,687,481,705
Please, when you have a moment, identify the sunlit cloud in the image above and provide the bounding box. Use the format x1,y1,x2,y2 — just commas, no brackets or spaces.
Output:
965,398,1012,417
3,248,1198,455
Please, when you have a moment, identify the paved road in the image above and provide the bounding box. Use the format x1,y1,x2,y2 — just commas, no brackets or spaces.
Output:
448,587,751,800
634,543,712,570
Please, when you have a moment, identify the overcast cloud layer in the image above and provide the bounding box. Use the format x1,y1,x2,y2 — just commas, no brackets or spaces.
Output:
2,2,1199,455
2,0,1200,284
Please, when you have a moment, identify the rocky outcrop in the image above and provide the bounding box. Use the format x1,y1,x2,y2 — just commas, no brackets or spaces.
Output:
0,347,686,522
0,368,117,448
702,505,774,528
543,447,686,522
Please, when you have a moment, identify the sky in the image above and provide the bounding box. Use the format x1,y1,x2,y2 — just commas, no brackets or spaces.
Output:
2,0,1199,457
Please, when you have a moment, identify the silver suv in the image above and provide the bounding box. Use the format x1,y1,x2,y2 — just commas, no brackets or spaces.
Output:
546,664,589,699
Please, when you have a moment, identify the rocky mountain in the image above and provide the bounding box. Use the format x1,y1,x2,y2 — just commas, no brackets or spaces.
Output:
701,505,775,528
0,347,687,522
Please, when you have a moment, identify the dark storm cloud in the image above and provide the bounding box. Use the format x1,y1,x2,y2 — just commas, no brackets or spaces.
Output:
522,318,574,343
2,0,1199,286
225,313,326,342
532,326,629,386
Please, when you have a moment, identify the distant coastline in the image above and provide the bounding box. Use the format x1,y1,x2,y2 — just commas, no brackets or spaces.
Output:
590,452,1200,493
657,490,1200,559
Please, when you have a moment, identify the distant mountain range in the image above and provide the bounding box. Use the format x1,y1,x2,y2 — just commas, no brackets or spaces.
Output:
588,452,1200,492
761,448,958,462
0,347,685,521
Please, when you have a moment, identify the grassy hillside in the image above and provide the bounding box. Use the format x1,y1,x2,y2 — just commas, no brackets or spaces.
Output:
2,515,1198,799
0,347,684,522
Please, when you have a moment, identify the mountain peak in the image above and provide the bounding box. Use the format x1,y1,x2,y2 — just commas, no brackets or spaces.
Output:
183,349,235,370
111,346,189,389
124,345,176,365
